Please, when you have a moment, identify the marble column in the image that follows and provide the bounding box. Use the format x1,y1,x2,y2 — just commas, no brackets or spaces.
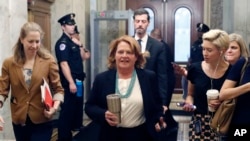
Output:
0,0,27,140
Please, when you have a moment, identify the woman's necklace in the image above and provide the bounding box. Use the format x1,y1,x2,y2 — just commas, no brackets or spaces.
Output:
115,70,136,98
209,62,219,89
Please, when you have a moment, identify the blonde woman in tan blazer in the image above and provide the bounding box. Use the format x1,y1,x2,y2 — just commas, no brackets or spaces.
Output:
0,22,64,141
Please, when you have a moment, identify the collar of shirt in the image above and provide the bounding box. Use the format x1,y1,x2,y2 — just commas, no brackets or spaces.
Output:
135,35,148,53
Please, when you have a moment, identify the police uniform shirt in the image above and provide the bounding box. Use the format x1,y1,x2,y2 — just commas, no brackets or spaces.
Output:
190,37,203,63
55,33,84,82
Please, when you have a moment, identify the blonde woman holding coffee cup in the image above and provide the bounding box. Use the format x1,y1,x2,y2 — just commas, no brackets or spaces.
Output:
182,29,231,141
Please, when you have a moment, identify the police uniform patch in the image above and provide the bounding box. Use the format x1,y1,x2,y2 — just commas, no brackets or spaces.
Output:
59,44,66,51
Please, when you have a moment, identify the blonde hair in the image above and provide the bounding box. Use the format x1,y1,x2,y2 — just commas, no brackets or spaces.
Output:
202,29,229,52
107,35,146,69
229,33,250,59
13,22,51,66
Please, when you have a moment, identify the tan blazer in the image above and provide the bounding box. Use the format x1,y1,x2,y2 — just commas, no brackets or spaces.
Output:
0,55,64,125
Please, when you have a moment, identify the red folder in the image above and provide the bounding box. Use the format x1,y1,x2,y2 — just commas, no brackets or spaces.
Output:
41,78,53,111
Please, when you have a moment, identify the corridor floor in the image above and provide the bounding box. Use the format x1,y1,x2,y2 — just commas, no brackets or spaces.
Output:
72,115,191,141
72,94,191,141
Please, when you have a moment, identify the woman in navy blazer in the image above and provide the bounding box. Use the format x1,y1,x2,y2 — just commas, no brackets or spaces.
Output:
85,35,166,141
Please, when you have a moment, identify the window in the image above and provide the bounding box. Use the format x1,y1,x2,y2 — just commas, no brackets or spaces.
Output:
144,8,155,34
174,7,191,62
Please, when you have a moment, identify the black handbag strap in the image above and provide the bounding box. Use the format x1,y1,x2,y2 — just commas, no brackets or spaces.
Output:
235,57,249,103
239,57,249,84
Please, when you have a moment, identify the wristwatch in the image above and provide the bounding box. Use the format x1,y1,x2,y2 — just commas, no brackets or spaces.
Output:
83,48,89,53
79,44,88,52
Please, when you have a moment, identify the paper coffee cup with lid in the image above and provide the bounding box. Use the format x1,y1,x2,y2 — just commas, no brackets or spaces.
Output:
206,89,219,112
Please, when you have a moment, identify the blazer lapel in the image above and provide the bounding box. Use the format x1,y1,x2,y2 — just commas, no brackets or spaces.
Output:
136,69,147,98
15,65,29,91
107,69,116,93
29,56,43,90
146,36,153,51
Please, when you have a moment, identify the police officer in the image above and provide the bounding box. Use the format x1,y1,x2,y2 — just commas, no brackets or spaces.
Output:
182,23,210,99
55,13,88,141
190,23,210,63
71,25,90,131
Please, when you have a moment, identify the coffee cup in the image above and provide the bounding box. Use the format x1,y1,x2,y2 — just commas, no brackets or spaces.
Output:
206,89,219,112
106,94,121,123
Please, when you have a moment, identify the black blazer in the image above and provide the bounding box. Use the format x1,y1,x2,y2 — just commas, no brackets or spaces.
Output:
145,36,169,106
85,68,163,139
145,37,178,134
161,40,176,106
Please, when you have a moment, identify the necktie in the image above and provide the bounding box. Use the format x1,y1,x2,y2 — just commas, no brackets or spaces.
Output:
137,39,142,51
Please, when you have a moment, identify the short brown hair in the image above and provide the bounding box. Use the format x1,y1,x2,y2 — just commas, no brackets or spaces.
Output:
133,8,150,22
107,35,146,69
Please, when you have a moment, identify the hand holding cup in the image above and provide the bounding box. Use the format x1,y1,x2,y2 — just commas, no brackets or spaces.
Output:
106,94,121,124
206,89,219,112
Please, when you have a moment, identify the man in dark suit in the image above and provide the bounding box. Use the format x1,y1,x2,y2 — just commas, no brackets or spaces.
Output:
133,8,178,141
150,28,175,105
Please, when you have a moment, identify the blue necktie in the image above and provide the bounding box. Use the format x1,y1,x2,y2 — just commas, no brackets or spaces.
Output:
137,39,142,51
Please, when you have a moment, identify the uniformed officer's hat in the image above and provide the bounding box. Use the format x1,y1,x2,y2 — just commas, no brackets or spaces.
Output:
74,25,80,34
196,23,209,33
58,13,76,25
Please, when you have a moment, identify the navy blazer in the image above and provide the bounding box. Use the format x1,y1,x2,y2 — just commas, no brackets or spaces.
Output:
85,68,163,138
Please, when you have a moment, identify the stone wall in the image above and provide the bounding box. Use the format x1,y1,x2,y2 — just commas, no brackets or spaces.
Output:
0,0,27,140
209,0,250,47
